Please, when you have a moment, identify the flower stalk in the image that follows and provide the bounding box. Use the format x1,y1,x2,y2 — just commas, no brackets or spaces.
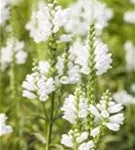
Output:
86,23,96,131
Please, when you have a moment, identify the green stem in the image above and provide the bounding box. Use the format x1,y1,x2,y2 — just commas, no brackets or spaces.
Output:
46,93,55,150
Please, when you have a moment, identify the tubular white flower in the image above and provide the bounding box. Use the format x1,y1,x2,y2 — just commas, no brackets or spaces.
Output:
78,140,95,150
108,103,123,113
90,127,100,137
61,130,73,147
0,114,13,136
105,123,120,132
94,41,112,75
61,95,76,124
61,94,87,124
76,132,89,143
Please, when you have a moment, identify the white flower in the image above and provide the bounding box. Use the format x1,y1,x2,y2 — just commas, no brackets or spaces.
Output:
65,0,113,36
1,37,27,70
105,123,120,132
52,6,69,33
0,114,13,136
124,11,135,24
22,90,37,99
38,61,50,75
108,103,123,113
22,61,56,102
94,41,112,75
61,95,76,123
26,2,69,43
61,132,73,147
78,140,95,150
113,90,135,105
56,55,81,84
90,127,100,137
89,104,100,117
124,41,135,72
76,132,89,143
89,99,124,132
61,94,87,124
69,40,112,76
26,1,52,43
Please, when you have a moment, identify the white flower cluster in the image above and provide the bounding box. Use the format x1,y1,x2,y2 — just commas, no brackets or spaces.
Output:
22,61,55,102
26,1,69,43
61,94,87,124
61,90,124,149
124,10,135,24
0,0,21,26
89,98,124,132
113,90,135,105
65,0,113,36
56,39,112,85
61,130,94,150
69,40,112,76
56,56,81,85
124,41,135,72
0,113,13,136
1,37,27,70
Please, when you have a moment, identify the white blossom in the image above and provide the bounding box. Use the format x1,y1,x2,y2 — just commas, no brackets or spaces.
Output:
22,61,55,102
65,0,113,36
1,37,27,70
90,127,100,137
26,1,69,43
69,40,112,76
56,55,81,84
94,41,112,75
61,94,87,124
78,140,95,150
61,131,73,147
0,113,13,136
76,132,89,143
113,90,135,105
89,99,124,132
